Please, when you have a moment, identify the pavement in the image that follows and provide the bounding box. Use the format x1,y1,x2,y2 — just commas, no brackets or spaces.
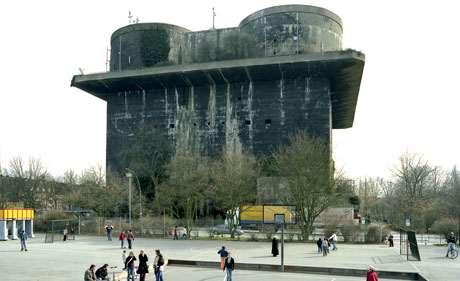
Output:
1,234,458,280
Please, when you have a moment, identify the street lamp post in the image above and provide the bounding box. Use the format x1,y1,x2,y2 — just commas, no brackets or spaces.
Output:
126,168,142,235
126,172,132,230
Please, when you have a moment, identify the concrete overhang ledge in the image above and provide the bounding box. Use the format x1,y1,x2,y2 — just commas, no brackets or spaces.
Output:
71,50,365,129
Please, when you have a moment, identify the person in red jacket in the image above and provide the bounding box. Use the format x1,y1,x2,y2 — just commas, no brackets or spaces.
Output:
119,231,126,249
367,266,378,281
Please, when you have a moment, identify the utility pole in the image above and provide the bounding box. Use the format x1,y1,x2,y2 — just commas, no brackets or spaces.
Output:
126,172,132,230
126,168,143,235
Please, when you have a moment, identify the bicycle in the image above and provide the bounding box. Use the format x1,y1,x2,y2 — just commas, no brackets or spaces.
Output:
447,248,458,259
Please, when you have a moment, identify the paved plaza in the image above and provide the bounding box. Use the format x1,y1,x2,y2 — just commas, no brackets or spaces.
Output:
1,234,458,280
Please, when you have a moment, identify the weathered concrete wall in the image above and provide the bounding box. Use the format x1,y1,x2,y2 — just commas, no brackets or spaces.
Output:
239,5,342,56
106,77,331,171
110,23,191,71
71,5,364,173
109,5,343,70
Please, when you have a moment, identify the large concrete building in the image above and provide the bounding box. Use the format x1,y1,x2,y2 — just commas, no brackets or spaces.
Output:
71,5,365,172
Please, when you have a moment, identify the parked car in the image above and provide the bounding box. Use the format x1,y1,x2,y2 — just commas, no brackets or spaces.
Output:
210,224,244,236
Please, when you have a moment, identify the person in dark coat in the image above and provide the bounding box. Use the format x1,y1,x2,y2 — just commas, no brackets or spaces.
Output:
95,264,109,280
271,236,279,257
316,238,322,253
388,234,394,247
157,253,165,281
223,252,235,281
154,249,161,281
137,249,149,281
125,251,137,281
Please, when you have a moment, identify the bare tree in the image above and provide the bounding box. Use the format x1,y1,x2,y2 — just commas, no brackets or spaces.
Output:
157,156,209,233
390,151,434,224
444,166,460,235
8,156,50,208
273,131,345,241
119,122,171,202
211,149,258,238
70,165,126,217
357,177,385,221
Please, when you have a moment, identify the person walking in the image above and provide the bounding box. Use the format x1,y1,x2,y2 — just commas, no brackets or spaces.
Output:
173,226,179,240
84,264,97,281
218,246,228,269
127,230,134,249
367,266,379,281
180,226,187,240
223,252,235,281
446,232,456,257
157,253,165,281
388,234,394,247
122,250,127,270
137,249,149,281
119,231,126,249
105,223,114,241
322,238,329,256
63,226,68,242
125,251,137,281
316,238,322,254
271,236,279,257
19,230,28,251
329,231,338,250
154,249,161,281
95,264,110,281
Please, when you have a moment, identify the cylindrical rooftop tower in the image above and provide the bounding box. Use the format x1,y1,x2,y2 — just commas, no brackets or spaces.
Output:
239,5,343,56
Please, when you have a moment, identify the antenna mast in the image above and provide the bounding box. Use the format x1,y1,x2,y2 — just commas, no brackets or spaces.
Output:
211,7,216,30
128,11,133,24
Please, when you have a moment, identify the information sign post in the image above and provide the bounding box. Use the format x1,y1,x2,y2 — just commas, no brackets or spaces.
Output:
274,214,285,272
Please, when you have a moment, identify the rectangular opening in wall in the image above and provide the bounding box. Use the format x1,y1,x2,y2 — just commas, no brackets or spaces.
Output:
169,124,175,128
265,119,272,124
245,120,251,125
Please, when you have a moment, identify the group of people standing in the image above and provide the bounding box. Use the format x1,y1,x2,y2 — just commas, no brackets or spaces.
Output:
316,232,338,256
122,249,165,281
85,249,165,281
118,230,135,249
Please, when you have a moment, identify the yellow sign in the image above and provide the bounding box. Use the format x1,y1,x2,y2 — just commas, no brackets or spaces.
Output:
0,208,34,220
241,206,291,223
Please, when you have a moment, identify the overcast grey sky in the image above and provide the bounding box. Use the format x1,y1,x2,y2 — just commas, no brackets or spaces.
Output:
0,0,459,179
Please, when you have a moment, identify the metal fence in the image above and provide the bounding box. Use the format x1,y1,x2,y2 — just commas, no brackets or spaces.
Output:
400,228,421,261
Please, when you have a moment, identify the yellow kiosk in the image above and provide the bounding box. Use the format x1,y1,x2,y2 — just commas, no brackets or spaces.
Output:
0,208,34,241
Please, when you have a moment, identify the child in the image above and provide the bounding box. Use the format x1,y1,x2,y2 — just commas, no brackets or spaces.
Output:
322,238,329,256
316,238,322,254
122,249,127,270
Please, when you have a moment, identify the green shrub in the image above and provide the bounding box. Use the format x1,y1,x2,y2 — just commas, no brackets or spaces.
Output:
140,29,170,67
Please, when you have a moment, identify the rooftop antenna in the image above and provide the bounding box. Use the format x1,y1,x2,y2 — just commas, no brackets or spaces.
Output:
128,11,133,24
211,7,216,30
